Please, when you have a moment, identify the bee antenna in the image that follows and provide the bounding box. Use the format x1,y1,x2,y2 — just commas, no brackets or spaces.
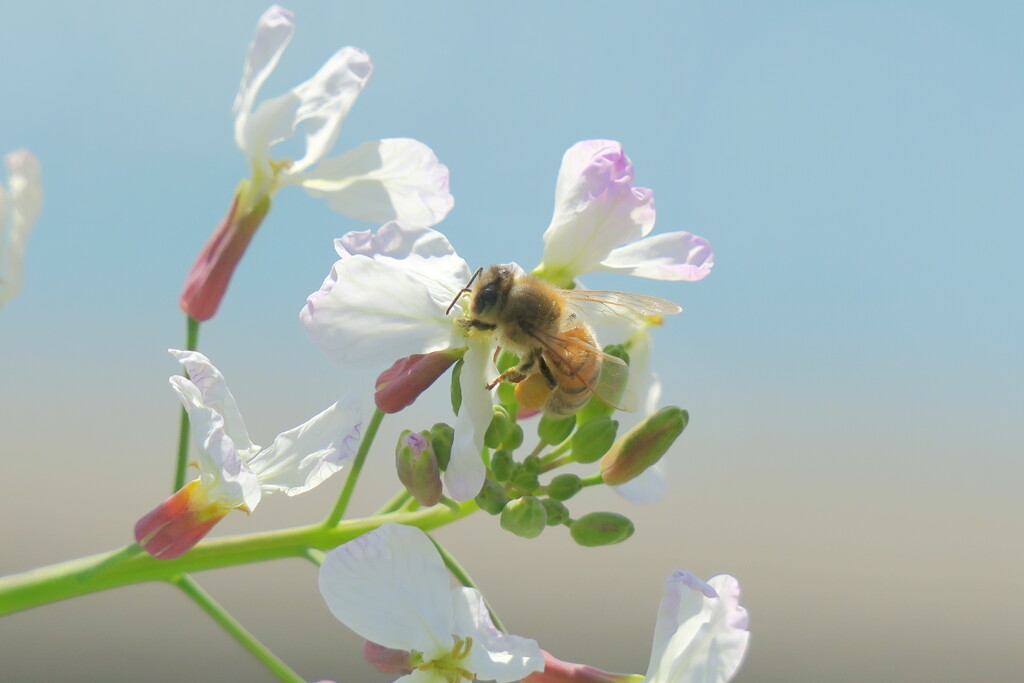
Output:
445,267,483,315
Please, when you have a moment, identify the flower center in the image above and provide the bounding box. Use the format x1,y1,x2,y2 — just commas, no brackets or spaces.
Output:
410,636,474,683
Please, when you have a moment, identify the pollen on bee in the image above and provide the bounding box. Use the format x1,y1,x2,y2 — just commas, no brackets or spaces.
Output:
515,373,552,411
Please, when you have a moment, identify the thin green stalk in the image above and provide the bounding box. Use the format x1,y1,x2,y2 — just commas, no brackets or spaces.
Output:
173,316,201,491
0,501,477,616
579,473,604,488
172,574,305,683
375,489,411,515
302,548,326,566
323,408,386,527
542,454,575,472
426,533,506,633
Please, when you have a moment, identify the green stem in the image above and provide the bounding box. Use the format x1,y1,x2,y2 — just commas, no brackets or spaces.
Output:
375,489,411,515
323,408,386,527
0,501,477,616
579,473,604,488
540,440,573,468
426,533,506,633
172,574,305,683
173,316,201,491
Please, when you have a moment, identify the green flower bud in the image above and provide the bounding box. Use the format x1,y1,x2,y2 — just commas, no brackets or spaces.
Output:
450,358,464,415
571,416,618,464
600,407,688,486
538,413,575,445
475,479,510,515
429,422,454,471
500,496,547,538
496,349,520,372
484,406,511,449
521,454,541,475
503,423,524,450
570,512,635,547
511,468,539,493
395,430,442,507
547,473,583,501
541,498,569,526
490,449,514,482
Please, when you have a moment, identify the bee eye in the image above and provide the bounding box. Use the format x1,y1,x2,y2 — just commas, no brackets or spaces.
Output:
473,282,500,313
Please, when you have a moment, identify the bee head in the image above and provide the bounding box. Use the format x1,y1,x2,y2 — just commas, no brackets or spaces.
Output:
470,264,514,319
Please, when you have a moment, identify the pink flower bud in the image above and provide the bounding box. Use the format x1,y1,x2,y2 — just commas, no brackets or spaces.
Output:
133,480,230,559
374,348,462,413
179,192,270,321
523,650,635,683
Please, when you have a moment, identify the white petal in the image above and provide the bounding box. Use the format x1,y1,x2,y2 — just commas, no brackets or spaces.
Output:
540,140,656,280
296,138,453,226
237,89,303,172
645,571,750,683
284,47,373,174
599,231,714,281
445,339,493,501
333,222,472,303
301,255,461,366
319,524,454,656
247,394,362,495
0,150,42,307
613,461,667,504
233,6,296,156
168,349,257,456
169,375,262,511
451,587,544,682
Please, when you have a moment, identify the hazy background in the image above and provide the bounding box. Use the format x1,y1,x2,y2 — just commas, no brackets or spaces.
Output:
2,1,1022,681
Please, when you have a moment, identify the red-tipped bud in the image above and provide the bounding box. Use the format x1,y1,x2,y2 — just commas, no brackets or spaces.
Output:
600,407,688,486
180,192,271,321
523,650,636,683
395,429,443,506
374,348,463,413
363,641,415,675
134,480,230,559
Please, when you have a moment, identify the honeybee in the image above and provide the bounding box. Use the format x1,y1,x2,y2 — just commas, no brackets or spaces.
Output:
448,264,682,416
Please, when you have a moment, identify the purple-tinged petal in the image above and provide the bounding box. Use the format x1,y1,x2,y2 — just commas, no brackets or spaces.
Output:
599,232,714,282
375,349,463,414
452,587,545,682
445,338,493,501
168,349,256,455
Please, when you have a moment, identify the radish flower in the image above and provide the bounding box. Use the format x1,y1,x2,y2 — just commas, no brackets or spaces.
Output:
0,149,42,307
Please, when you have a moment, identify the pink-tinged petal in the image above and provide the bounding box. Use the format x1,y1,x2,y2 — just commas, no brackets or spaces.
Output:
612,461,666,505
452,587,545,682
285,47,373,174
523,651,636,683
134,480,230,559
0,149,42,307
645,571,749,683
539,141,656,285
445,339,493,501
168,349,256,454
233,6,296,155
363,641,415,675
319,524,454,656
301,255,460,366
179,193,270,321
375,349,463,414
599,232,714,282
297,138,453,226
246,394,362,495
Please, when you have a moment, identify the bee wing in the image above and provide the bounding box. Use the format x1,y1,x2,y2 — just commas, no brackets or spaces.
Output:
560,289,683,322
528,326,636,412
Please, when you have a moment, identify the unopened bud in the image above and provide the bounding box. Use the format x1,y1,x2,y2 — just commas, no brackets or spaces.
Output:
395,430,442,507
600,407,688,486
484,406,511,449
510,464,539,493
571,416,618,464
541,498,569,526
500,496,547,538
522,650,636,683
429,423,454,471
374,349,463,414
538,413,575,445
491,449,514,482
547,473,583,501
475,479,509,515
503,423,525,450
569,512,634,547
521,454,541,474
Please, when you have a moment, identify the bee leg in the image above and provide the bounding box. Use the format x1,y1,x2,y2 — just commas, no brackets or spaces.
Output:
485,349,540,390
457,317,497,332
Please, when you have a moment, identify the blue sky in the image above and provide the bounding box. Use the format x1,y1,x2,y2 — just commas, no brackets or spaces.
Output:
2,2,1022,681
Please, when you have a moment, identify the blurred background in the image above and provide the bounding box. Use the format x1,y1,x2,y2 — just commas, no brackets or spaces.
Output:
1,1,1021,681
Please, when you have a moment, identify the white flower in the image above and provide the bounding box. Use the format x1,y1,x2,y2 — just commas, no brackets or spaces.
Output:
534,140,713,289
301,222,496,501
134,349,362,558
233,5,452,226
319,523,544,682
642,571,749,683
0,149,42,307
